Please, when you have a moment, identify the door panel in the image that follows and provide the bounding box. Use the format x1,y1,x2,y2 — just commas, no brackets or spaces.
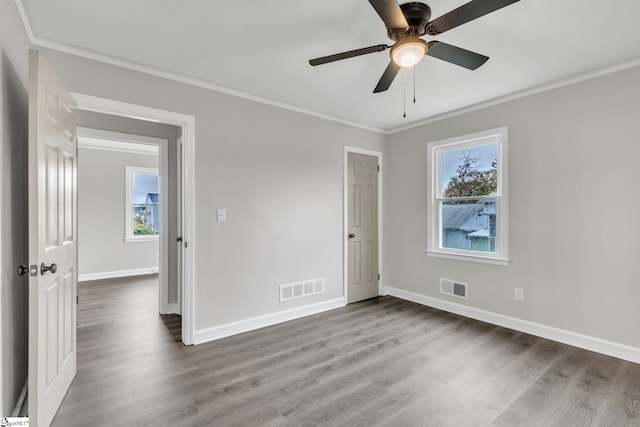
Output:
347,152,379,303
29,49,77,427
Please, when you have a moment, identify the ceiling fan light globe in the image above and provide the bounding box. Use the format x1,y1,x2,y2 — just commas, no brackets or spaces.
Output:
391,40,427,68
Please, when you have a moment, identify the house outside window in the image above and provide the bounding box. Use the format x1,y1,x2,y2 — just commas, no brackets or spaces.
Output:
125,166,160,242
427,127,509,265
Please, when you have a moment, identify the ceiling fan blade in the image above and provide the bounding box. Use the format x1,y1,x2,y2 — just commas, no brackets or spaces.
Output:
427,0,520,35
309,44,389,66
368,0,409,30
427,41,489,70
373,61,401,93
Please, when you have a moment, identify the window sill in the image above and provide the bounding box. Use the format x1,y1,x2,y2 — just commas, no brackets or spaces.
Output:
425,250,510,266
125,236,159,243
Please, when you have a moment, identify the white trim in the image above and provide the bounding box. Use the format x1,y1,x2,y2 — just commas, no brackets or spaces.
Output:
77,128,162,155
11,379,28,417
388,58,640,134
343,146,384,302
158,141,170,314
124,235,158,243
427,127,509,265
176,137,183,316
78,267,158,282
19,35,383,135
79,138,159,155
383,286,640,365
193,298,345,345
426,250,510,266
72,93,196,345
13,0,35,42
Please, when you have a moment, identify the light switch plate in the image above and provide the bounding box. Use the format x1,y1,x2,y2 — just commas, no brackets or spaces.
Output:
217,208,226,223
514,287,524,301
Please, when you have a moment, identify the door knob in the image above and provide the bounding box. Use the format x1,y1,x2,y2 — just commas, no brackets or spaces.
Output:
17,265,28,277
41,263,57,275
348,233,355,239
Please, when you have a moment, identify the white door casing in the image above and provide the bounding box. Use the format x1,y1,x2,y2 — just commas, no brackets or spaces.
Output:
177,137,183,315
70,93,196,345
346,151,379,304
28,50,77,427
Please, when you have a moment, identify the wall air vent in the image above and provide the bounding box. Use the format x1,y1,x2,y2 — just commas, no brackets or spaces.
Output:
440,278,468,300
280,278,325,302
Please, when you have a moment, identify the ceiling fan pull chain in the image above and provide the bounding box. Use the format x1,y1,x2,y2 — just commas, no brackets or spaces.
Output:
413,58,416,104
403,68,407,118
413,45,417,103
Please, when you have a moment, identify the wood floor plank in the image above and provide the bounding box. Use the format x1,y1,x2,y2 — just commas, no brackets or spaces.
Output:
51,276,640,427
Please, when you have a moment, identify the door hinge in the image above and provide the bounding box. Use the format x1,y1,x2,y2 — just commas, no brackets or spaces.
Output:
77,295,79,305
378,273,380,281
377,165,380,172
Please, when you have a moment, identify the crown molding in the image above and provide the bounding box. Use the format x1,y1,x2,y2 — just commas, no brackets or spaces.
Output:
13,0,35,41
388,57,640,134
15,0,640,136
14,0,385,135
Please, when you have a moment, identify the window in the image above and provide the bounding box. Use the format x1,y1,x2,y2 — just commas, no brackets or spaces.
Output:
125,166,160,242
427,127,509,265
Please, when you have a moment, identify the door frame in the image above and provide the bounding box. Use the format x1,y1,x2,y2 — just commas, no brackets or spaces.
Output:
176,136,183,315
72,93,196,345
76,127,171,313
343,146,383,303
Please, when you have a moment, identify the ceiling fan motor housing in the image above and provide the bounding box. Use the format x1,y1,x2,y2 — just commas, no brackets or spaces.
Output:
388,2,432,40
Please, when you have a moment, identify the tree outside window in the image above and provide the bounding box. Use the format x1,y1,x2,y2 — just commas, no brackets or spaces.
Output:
427,128,509,265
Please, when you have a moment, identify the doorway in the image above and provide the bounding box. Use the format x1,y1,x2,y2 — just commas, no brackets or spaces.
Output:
343,146,383,304
76,126,175,314
73,93,196,345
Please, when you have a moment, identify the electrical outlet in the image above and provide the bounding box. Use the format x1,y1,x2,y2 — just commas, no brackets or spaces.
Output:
514,287,524,301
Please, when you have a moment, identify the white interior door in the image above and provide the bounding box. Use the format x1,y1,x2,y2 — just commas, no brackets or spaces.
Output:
28,50,77,427
347,152,379,303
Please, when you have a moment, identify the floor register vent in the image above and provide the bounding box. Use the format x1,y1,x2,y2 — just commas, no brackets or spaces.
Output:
440,278,468,299
280,278,325,302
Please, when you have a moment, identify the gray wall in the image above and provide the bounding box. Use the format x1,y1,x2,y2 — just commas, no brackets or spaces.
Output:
0,0,30,415
385,65,640,348
38,48,386,331
77,110,180,305
78,147,159,274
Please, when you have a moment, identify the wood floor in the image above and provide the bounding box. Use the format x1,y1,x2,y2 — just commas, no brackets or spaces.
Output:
52,276,640,427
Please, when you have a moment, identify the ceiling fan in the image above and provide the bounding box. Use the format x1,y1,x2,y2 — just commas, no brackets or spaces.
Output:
309,0,521,93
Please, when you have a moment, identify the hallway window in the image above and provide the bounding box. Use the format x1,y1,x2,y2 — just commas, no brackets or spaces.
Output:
125,166,159,241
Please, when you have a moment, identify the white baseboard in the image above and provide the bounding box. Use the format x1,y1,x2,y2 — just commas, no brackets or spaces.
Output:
194,297,345,345
383,286,640,365
12,378,28,417
78,267,158,282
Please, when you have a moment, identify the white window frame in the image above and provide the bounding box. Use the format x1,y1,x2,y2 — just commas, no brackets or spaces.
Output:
426,127,509,266
125,166,160,242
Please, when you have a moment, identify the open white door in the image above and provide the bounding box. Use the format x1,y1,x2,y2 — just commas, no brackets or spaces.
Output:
28,50,77,427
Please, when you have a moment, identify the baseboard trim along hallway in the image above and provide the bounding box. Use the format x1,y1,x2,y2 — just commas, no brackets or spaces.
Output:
382,286,640,364
193,297,346,344
78,267,158,282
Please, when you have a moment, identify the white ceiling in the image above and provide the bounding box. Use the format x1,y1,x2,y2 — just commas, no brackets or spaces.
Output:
19,0,640,132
